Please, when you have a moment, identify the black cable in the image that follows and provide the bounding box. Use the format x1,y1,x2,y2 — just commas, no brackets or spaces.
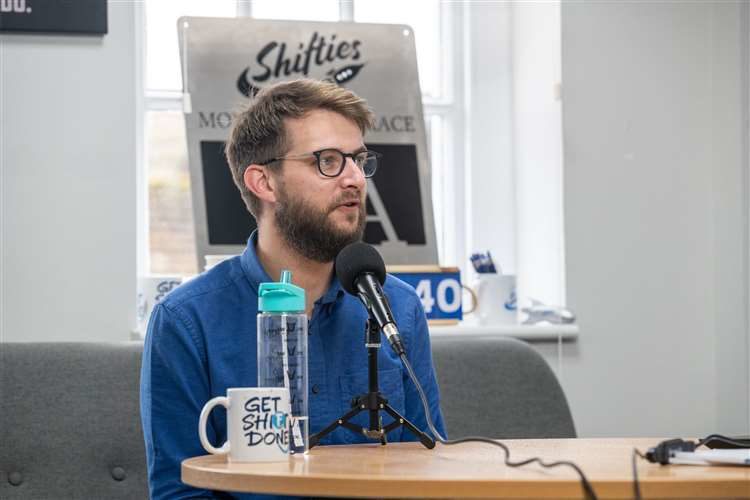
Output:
696,434,750,449
399,353,598,500
632,448,647,500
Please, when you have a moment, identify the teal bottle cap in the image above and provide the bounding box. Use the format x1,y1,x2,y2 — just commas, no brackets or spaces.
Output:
258,270,305,313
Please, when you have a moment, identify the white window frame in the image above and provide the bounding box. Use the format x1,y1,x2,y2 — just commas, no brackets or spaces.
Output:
422,1,468,273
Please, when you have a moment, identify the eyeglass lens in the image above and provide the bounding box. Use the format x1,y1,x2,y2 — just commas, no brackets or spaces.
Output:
318,149,377,178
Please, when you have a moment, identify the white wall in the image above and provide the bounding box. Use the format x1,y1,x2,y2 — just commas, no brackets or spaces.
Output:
1,0,138,342
559,0,749,436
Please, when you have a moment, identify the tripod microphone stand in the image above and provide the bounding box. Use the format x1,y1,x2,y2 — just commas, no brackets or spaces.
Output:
309,318,435,449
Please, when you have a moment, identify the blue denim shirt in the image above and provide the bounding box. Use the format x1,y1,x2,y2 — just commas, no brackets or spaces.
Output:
140,233,446,499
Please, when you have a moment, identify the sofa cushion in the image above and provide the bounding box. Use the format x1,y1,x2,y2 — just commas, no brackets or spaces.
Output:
0,342,148,499
431,336,576,439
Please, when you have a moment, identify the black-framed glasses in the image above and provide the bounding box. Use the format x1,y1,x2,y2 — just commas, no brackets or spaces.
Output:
260,148,381,178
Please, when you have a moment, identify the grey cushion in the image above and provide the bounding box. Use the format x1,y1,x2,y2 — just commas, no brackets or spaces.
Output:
0,342,148,500
431,336,576,439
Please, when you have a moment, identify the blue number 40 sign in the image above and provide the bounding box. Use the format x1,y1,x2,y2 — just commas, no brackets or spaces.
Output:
388,266,463,324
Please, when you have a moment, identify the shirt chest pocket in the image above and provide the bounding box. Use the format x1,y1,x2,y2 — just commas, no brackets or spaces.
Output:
338,367,405,444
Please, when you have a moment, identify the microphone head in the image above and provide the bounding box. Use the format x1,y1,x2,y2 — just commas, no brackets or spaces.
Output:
335,242,387,295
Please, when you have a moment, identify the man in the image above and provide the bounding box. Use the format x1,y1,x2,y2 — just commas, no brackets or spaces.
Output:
140,79,445,499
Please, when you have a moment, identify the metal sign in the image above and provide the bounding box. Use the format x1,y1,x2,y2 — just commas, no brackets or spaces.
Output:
178,17,438,267
0,0,107,34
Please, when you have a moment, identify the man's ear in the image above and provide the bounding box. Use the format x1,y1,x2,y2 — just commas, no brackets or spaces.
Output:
243,164,278,204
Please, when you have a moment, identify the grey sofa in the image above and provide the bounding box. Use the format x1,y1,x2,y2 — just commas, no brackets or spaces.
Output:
431,336,576,439
0,337,573,499
1,342,148,500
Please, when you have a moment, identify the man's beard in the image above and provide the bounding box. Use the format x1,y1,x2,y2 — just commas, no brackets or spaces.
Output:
274,187,366,263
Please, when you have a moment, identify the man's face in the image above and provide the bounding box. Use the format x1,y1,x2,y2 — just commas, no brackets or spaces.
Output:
271,109,368,263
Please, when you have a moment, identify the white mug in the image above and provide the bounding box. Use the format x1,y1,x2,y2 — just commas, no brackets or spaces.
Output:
199,387,291,462
472,274,517,325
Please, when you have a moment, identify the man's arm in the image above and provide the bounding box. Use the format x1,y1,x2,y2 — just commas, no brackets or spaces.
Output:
140,303,222,499
401,293,447,441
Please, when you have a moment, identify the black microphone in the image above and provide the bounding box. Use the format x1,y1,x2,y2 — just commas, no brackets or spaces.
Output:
335,242,406,356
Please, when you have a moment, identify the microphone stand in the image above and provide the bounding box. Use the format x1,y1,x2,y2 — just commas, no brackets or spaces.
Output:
308,318,435,449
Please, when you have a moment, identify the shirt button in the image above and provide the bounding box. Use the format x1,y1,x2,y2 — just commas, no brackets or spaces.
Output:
311,384,320,394
111,466,127,481
8,471,23,486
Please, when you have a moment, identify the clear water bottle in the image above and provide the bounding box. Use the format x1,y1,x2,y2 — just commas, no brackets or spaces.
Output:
257,270,308,455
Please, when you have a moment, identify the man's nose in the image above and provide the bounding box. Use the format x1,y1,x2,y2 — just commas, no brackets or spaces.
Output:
339,156,367,189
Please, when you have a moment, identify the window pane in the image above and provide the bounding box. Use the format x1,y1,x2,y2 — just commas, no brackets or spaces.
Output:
145,0,236,92
354,0,442,99
426,113,446,264
146,111,198,276
251,0,340,21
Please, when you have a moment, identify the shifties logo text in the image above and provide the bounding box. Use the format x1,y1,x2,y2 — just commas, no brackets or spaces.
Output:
237,31,365,97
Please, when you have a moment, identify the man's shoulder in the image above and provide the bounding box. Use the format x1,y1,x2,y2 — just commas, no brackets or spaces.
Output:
383,273,420,306
160,256,248,312
384,273,417,293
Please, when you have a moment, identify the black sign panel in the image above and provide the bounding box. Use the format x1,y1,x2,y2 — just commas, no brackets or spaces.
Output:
364,143,426,245
200,141,257,246
199,141,425,247
0,0,107,34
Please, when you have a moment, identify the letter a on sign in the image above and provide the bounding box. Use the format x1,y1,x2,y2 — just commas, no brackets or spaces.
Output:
366,179,407,250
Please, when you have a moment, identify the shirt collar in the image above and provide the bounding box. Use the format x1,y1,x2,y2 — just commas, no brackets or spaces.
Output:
240,230,273,295
240,230,345,305
321,274,345,305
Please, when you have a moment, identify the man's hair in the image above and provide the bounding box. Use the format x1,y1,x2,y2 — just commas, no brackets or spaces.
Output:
224,79,374,217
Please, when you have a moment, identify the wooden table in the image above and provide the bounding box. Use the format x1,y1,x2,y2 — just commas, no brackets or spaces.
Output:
182,438,750,498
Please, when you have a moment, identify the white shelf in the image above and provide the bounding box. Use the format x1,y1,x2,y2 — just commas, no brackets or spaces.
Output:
429,322,579,341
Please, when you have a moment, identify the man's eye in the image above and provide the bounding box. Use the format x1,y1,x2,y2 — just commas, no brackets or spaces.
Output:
320,154,339,166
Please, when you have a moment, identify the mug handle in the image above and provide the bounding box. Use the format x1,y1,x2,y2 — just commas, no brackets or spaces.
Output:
462,284,478,315
199,396,230,455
